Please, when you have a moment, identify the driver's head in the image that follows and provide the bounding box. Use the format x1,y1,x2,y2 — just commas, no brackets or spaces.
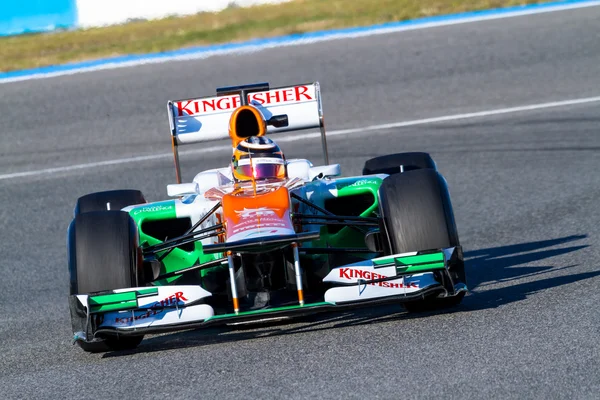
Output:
232,136,287,184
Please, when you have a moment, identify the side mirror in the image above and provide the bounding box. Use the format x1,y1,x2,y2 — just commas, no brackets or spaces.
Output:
267,114,289,128
309,164,341,181
167,183,199,197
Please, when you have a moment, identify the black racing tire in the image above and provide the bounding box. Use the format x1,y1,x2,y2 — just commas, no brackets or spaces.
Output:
363,152,436,176
378,169,465,312
74,189,146,215
68,211,144,352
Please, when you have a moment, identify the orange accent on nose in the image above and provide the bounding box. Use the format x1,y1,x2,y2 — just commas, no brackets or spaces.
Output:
222,186,290,224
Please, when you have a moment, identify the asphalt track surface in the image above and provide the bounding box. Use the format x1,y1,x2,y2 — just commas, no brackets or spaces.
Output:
1,6,599,400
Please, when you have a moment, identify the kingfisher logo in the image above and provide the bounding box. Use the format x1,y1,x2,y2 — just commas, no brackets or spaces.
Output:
175,85,315,117
114,309,162,324
150,292,188,308
234,207,277,218
113,292,189,324
338,268,418,289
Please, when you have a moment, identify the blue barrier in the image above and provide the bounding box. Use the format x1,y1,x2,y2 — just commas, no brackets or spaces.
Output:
0,0,77,36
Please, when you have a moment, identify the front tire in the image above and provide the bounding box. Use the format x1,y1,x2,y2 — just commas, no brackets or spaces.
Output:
378,169,465,311
363,152,436,176
68,211,144,352
75,189,146,215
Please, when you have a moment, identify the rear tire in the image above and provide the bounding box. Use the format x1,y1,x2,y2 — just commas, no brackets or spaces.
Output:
68,211,144,352
75,189,146,215
363,152,436,176
378,169,465,312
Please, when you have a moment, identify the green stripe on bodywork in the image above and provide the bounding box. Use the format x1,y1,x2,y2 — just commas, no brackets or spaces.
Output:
205,302,333,321
309,176,383,258
129,201,177,219
395,262,445,274
373,252,444,266
136,288,160,296
88,288,159,312
90,301,138,313
372,256,395,267
395,252,445,274
129,199,224,281
395,252,444,265
373,252,446,274
89,292,136,305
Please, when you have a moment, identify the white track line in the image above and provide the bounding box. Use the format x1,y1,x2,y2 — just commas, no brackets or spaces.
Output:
281,95,600,141
1,95,600,181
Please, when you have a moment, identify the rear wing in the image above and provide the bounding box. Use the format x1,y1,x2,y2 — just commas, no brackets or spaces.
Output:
167,82,327,183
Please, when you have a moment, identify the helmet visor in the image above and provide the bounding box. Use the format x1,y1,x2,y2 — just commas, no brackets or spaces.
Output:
234,157,286,181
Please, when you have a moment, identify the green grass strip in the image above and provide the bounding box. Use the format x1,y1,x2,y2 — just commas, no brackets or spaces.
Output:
0,0,542,72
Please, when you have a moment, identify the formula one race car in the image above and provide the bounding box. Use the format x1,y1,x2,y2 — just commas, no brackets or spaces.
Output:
68,82,467,352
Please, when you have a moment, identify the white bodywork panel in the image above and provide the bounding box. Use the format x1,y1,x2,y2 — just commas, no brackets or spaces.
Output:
77,285,212,309
100,304,214,330
79,286,215,330
324,269,439,303
323,258,440,303
167,182,199,197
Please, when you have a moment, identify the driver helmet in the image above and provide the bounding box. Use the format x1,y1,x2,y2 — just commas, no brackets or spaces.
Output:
231,136,287,184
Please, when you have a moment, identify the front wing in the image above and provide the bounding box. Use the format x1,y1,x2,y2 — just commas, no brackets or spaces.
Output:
70,247,466,344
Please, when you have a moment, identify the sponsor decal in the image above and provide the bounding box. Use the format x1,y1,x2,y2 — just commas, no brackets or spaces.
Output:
230,217,289,235
349,179,380,187
243,229,280,238
176,85,314,117
229,208,293,237
237,158,284,166
250,86,313,106
338,268,418,289
147,292,188,308
234,207,277,218
132,204,173,215
114,309,163,324
336,178,381,190
113,292,189,324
